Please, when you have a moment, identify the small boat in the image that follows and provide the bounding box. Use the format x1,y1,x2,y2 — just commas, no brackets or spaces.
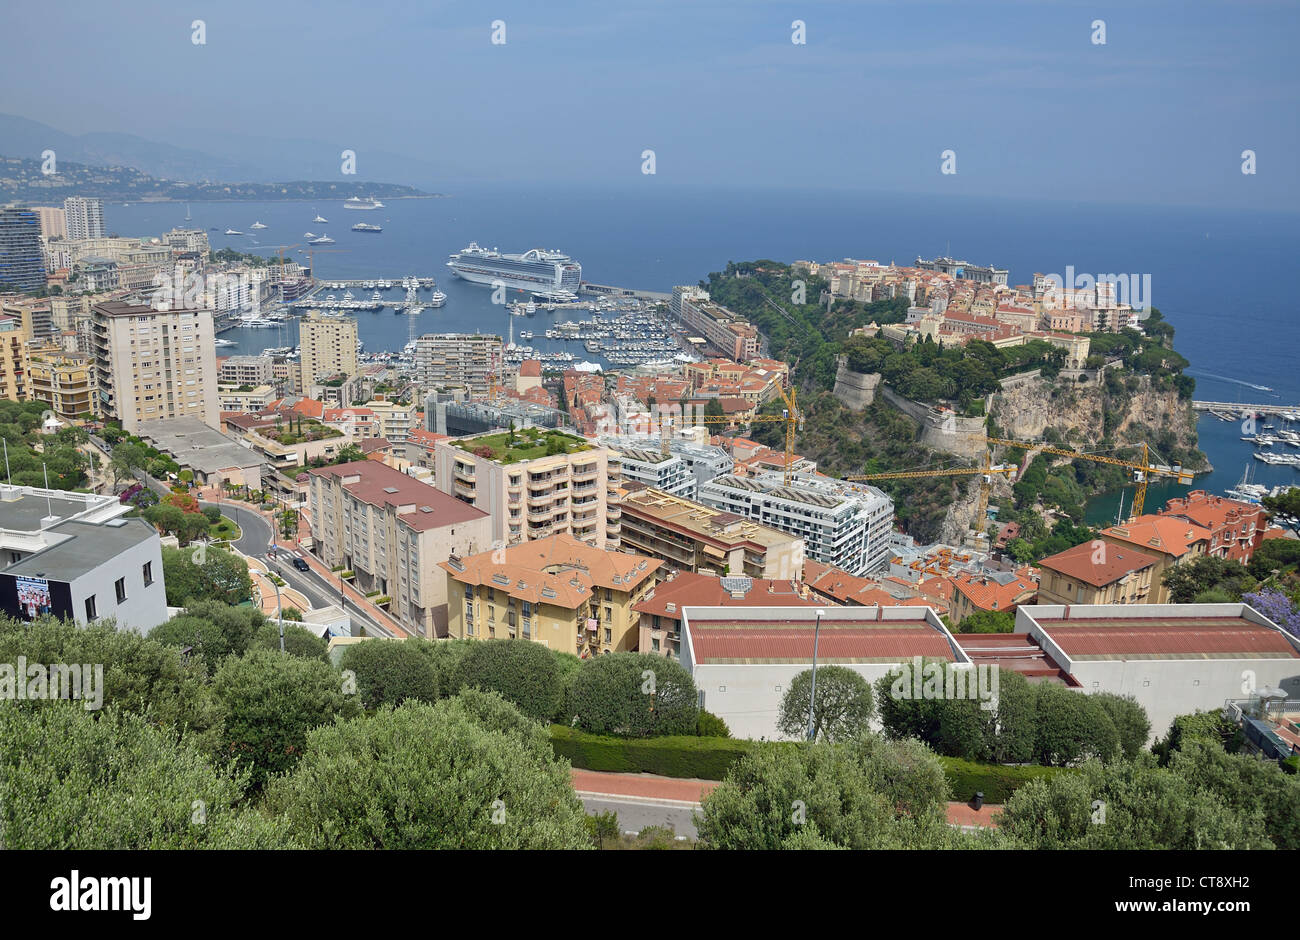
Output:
251,221,267,229
308,234,335,244
224,228,243,235
312,210,328,224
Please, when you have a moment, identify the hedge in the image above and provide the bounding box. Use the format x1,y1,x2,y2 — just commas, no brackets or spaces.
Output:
938,757,1069,805
550,725,759,780
552,725,1068,801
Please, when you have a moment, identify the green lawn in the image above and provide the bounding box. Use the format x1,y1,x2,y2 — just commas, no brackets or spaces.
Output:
456,429,592,463
209,518,241,541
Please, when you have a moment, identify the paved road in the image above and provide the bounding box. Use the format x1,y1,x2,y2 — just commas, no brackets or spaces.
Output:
200,499,391,636
579,796,699,840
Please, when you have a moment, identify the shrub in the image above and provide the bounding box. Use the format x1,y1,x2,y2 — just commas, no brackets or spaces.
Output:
696,709,731,738
339,638,440,709
569,652,698,737
550,724,758,779
1032,685,1120,766
248,622,329,661
202,506,223,524
1091,693,1151,760
453,639,563,722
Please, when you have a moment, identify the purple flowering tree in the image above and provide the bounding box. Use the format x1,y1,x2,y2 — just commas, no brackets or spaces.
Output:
1243,589,1300,639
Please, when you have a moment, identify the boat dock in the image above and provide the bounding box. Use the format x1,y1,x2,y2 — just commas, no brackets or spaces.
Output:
1193,401,1300,416
579,281,671,302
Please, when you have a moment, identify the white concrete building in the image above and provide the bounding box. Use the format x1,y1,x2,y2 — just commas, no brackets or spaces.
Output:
697,472,894,576
679,605,967,740
1014,603,1300,741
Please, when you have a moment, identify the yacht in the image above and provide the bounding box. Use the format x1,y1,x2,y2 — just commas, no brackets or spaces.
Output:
213,338,235,348
312,211,328,224
224,228,243,236
304,232,315,239
352,222,383,232
343,196,385,210
429,290,447,307
308,234,335,244
250,221,267,230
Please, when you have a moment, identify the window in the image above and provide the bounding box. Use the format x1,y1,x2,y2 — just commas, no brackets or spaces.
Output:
85,596,97,620
115,578,127,604
604,627,612,644
651,638,660,651
142,561,153,586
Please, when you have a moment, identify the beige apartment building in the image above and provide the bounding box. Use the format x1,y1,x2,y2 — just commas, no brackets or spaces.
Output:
0,315,30,402
1036,540,1157,606
411,333,503,398
90,301,219,432
299,311,358,389
309,460,493,638
434,428,621,549
27,349,94,420
617,482,805,579
441,534,661,655
363,398,416,443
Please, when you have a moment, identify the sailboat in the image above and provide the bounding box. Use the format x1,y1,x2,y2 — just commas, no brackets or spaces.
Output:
1226,463,1268,503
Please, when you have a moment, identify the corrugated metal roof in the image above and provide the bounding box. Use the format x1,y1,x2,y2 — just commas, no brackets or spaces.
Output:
1035,616,1300,660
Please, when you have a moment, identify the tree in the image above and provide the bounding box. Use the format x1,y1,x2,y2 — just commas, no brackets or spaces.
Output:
874,660,993,760
452,639,565,722
1091,693,1151,760
1162,555,1253,604
1243,589,1300,639
1032,684,1120,766
263,692,590,849
161,545,252,606
999,755,1273,849
0,703,291,849
1172,738,1300,849
704,397,725,419
177,512,211,546
957,610,1015,634
109,442,147,486
1152,710,1245,764
279,507,299,540
777,666,875,742
202,506,223,525
248,622,328,660
339,638,440,708
150,600,265,663
569,652,698,737
212,648,359,789
585,810,620,849
143,503,184,536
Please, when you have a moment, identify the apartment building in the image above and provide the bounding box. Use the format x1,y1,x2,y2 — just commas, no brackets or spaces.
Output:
90,301,219,432
434,428,621,549
219,354,274,386
32,206,67,239
63,197,105,240
0,315,29,402
440,533,661,656
603,441,694,498
411,333,503,398
618,483,805,580
670,287,760,362
362,399,416,444
0,206,45,292
1036,540,1157,606
217,384,277,413
27,349,93,420
697,472,893,576
1158,490,1267,565
1097,515,1211,604
298,310,359,388
309,460,493,637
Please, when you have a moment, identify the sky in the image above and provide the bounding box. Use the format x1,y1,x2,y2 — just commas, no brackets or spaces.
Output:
0,0,1296,210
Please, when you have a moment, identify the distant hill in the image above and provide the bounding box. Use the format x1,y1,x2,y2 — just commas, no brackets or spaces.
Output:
0,156,438,203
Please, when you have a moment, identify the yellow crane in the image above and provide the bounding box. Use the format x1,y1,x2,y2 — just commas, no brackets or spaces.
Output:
657,383,803,485
843,451,1017,535
983,437,1194,519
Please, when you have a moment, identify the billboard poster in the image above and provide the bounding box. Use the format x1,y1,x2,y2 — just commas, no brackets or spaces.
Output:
16,577,51,620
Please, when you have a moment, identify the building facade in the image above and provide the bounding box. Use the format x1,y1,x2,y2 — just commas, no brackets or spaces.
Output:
63,197,105,240
411,333,503,398
298,311,359,389
0,206,45,292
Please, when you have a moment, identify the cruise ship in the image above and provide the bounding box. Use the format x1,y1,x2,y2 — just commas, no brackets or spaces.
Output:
351,222,382,232
446,242,581,298
343,196,385,210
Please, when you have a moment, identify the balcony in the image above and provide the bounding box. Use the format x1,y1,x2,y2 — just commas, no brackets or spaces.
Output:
453,480,476,498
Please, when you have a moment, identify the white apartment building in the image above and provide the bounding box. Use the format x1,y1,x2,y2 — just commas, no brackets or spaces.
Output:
601,439,695,498
411,333,503,398
64,197,105,240
90,301,220,432
697,472,894,576
219,354,274,386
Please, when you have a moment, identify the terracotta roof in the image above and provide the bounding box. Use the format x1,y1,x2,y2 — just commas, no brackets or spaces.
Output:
635,573,817,619
951,572,1037,612
1033,615,1300,661
441,534,661,609
1037,540,1158,587
1159,491,1265,531
1100,515,1212,558
310,460,487,531
688,618,953,664
407,428,450,449
519,359,542,377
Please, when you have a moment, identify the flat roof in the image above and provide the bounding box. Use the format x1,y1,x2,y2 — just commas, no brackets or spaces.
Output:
688,617,954,665
138,418,263,473
0,493,101,531
1033,615,1300,661
6,518,157,581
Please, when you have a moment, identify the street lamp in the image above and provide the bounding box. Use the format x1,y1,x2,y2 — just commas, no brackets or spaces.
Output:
806,608,826,742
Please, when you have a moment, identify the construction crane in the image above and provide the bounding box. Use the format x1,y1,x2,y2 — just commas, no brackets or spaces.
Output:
656,383,803,485
843,451,1017,535
984,437,1194,519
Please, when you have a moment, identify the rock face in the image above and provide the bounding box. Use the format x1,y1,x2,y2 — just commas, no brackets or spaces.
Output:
988,373,1208,469
832,356,881,411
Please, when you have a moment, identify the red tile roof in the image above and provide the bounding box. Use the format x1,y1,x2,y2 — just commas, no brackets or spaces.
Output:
1037,540,1158,587
634,572,817,619
310,460,488,530
689,619,953,664
1100,515,1211,559
1033,615,1300,660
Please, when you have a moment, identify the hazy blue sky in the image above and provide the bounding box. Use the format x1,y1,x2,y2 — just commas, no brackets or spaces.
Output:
1,0,1296,209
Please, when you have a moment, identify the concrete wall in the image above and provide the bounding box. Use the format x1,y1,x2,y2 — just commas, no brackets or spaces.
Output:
73,528,168,633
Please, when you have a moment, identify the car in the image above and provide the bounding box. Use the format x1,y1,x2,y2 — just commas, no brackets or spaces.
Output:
292,558,310,572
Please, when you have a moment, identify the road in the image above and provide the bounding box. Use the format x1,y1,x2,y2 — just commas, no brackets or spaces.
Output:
578,796,699,839
200,498,392,637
